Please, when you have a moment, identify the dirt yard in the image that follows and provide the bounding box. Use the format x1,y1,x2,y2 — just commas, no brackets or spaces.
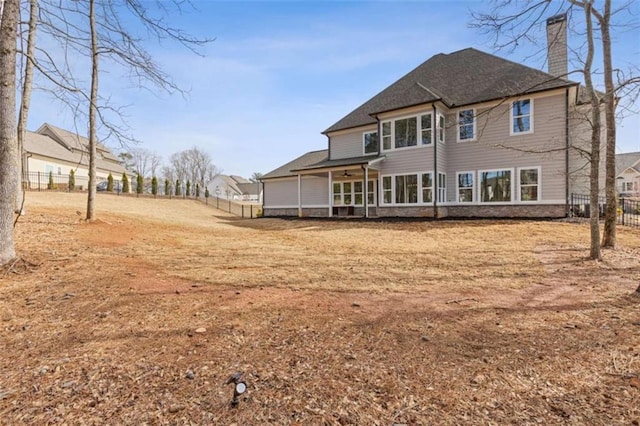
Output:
1,192,639,425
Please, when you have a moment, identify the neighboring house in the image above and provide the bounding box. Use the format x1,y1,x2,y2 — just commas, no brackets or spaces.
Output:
616,152,640,197
262,14,603,218
23,123,128,188
208,174,262,202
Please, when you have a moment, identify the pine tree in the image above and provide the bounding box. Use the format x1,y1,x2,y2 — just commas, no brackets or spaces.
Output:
186,180,191,196
48,171,54,190
151,176,158,197
68,169,75,191
107,173,114,191
175,179,181,196
122,173,130,193
164,179,170,196
136,173,143,194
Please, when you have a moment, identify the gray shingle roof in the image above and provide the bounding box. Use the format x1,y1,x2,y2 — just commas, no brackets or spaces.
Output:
616,152,640,176
262,150,329,179
324,48,578,134
292,154,384,172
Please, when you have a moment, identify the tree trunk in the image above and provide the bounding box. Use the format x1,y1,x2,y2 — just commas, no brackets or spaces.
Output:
86,0,98,221
599,0,617,248
16,0,38,215
584,0,601,261
0,0,19,266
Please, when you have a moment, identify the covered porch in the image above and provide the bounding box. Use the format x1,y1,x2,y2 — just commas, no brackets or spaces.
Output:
292,155,385,218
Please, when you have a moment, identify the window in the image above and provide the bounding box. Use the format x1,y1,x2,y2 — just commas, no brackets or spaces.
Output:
480,170,512,202
457,172,474,202
458,109,475,141
333,183,342,205
394,117,417,148
363,131,379,155
437,113,445,143
58,167,62,175
519,168,539,201
354,181,363,205
394,175,418,204
367,180,375,205
382,122,391,150
422,173,433,203
421,113,432,145
343,182,352,205
624,182,633,192
382,176,392,204
437,173,446,202
511,99,532,134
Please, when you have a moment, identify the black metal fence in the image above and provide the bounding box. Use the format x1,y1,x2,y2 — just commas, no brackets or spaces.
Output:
22,171,261,218
570,193,640,228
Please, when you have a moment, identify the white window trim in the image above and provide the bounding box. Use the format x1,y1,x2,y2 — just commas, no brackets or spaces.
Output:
335,180,376,206
456,171,475,203
457,108,476,142
478,168,515,204
510,98,534,136
517,166,541,203
437,112,446,144
380,112,434,152
363,130,378,156
380,172,434,206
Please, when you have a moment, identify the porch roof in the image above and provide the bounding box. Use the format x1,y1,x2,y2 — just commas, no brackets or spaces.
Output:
292,154,385,173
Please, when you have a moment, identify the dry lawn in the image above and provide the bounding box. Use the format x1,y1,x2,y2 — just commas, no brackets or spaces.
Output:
1,192,639,425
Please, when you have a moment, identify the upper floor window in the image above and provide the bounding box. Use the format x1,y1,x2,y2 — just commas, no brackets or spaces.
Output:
363,131,379,155
381,112,436,151
437,113,445,143
458,109,475,141
511,99,533,135
421,113,432,145
394,117,418,148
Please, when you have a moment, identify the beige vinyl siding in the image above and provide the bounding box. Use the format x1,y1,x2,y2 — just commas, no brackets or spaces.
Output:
264,176,329,207
445,93,568,202
301,176,329,205
379,146,434,175
264,178,298,207
329,125,376,160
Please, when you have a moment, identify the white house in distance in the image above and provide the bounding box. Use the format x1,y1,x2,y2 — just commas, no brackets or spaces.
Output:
261,14,605,218
616,152,640,197
208,174,262,202
23,123,128,188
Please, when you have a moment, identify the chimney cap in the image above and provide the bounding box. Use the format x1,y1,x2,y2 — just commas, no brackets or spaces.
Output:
547,13,567,26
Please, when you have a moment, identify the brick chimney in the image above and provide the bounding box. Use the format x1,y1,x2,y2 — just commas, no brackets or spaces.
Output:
546,13,567,78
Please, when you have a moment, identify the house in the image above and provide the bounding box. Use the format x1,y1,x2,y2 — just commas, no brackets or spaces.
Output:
23,123,128,189
616,152,640,197
208,174,262,202
261,14,602,218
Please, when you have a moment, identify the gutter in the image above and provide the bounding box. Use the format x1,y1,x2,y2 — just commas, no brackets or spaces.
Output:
433,104,438,218
565,88,570,216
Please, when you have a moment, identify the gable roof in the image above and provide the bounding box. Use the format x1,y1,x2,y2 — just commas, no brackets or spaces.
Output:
262,150,329,179
324,47,578,134
37,123,121,163
616,152,640,176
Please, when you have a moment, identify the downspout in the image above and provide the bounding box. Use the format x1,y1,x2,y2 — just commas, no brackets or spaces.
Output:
375,115,381,212
297,173,302,217
260,179,265,215
362,164,368,218
432,104,438,218
564,88,570,217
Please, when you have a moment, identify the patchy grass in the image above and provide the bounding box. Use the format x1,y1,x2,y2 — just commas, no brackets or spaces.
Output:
1,192,639,424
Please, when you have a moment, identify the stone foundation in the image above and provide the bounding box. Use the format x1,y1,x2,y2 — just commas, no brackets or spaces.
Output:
446,204,566,218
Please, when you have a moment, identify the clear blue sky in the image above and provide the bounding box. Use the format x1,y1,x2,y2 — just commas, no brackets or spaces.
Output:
29,0,640,178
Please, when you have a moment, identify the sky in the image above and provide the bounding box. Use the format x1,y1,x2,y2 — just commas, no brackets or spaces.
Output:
27,0,640,178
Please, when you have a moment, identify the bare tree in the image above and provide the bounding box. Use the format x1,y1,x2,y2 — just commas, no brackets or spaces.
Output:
0,0,19,266
86,0,98,220
250,172,263,183
15,0,37,215
169,147,218,190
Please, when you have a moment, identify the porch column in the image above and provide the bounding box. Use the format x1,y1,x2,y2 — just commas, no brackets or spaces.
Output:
297,173,302,217
364,166,369,218
328,171,333,217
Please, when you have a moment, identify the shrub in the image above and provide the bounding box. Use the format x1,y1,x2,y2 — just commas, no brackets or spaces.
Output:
122,173,130,193
186,180,191,197
136,174,143,194
68,169,75,191
151,176,158,196
205,187,210,198
164,179,170,196
196,183,200,197
47,171,54,190
107,173,114,191
175,179,181,196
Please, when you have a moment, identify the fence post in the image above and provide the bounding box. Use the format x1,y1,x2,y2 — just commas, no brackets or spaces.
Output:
620,197,625,226
37,172,41,191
